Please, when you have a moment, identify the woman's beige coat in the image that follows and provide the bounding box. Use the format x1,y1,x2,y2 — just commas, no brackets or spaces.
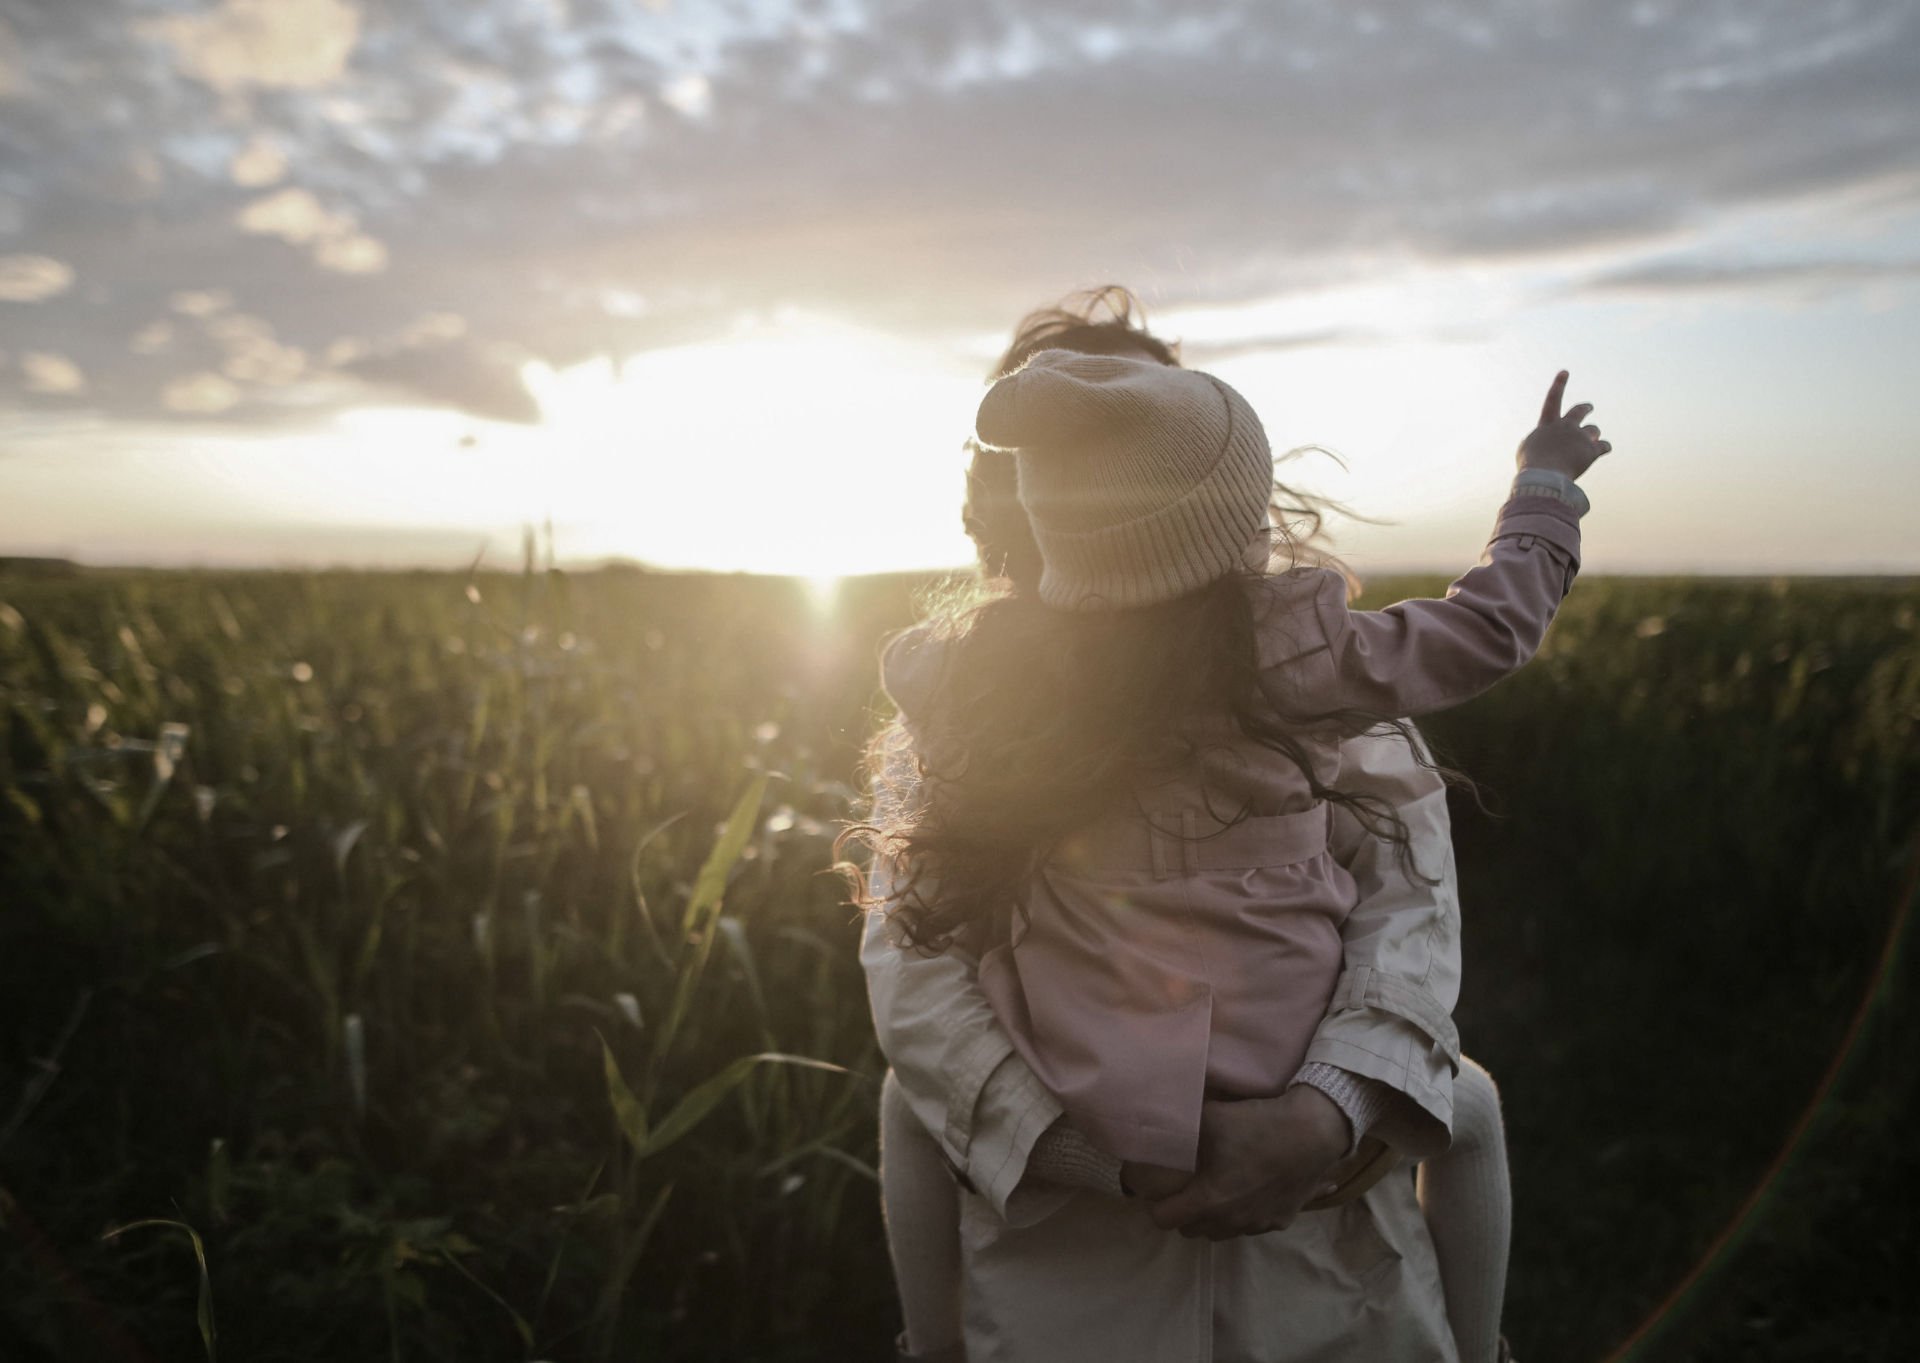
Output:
862,728,1466,1362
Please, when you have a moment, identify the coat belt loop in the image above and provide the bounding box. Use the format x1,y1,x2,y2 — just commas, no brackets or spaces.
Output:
1180,810,1197,876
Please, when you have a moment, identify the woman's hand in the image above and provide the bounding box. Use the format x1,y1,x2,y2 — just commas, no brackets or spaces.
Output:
1147,1086,1352,1240
1517,369,1611,481
1120,1161,1193,1202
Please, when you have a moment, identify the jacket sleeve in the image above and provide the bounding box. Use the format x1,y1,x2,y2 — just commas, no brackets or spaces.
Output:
1300,724,1463,1156
1260,493,1581,721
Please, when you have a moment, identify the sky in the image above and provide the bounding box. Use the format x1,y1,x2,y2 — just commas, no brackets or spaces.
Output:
1,0,1917,576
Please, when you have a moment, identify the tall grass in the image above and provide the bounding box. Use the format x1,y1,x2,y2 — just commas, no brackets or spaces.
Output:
0,564,913,1361
0,568,1915,1361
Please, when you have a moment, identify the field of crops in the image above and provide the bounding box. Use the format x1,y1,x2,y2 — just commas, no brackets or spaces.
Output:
1,566,1915,1362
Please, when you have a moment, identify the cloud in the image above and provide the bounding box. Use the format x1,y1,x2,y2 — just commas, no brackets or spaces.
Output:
659,73,713,120
0,255,74,302
130,321,175,355
2,0,1918,429
0,18,23,99
314,232,390,274
236,187,355,244
171,290,237,318
148,0,362,93
205,312,308,385
236,187,388,274
1583,256,1920,295
1177,328,1400,365
22,353,85,394
344,342,541,423
228,135,289,187
162,372,243,414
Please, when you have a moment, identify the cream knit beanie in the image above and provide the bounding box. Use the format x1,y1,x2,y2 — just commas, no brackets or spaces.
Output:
974,349,1274,610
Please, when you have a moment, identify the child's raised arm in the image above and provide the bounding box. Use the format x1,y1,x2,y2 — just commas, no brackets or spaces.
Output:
1256,372,1609,722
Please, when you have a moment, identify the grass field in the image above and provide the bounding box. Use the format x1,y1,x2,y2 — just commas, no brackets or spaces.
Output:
1,566,1915,1362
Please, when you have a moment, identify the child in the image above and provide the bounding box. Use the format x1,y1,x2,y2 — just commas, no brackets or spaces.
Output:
866,350,1605,1362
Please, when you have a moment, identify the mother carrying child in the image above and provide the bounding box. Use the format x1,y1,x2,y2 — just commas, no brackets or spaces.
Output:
851,290,1607,1362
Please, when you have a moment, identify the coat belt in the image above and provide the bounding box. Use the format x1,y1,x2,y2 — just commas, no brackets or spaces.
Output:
1050,804,1331,880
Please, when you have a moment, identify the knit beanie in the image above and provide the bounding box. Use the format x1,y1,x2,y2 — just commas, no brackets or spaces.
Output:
974,349,1273,610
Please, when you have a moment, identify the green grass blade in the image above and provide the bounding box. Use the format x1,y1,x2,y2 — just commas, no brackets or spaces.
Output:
651,774,767,1065
638,1052,849,1161
624,810,686,970
678,773,769,945
592,1180,675,1349
598,1032,648,1153
101,1217,217,1362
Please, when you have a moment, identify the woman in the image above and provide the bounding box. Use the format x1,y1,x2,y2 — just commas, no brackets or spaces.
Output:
859,289,1503,1362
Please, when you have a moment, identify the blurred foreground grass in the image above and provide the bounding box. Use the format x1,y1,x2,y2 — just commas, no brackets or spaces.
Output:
1,567,1915,1362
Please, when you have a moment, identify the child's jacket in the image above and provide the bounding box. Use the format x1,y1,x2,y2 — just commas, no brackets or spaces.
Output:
884,491,1580,1170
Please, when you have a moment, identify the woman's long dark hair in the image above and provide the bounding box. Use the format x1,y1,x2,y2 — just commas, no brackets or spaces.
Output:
843,286,1455,956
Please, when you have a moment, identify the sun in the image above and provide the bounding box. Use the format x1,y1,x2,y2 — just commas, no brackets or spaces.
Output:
516,315,982,576
130,315,987,575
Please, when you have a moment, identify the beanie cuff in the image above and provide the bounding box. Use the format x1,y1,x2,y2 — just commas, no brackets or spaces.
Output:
1034,446,1272,609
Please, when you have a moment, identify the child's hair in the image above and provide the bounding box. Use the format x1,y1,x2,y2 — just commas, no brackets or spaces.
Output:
844,286,1446,956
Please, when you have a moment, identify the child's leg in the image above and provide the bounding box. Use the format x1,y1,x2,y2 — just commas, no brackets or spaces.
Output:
879,1069,966,1360
1418,1056,1512,1363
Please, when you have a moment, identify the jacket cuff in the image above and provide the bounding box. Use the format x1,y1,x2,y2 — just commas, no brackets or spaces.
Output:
1291,1062,1396,1156
1299,1031,1452,1158
1490,493,1583,565
1331,966,1461,1064
1511,468,1590,516
1302,967,1463,1158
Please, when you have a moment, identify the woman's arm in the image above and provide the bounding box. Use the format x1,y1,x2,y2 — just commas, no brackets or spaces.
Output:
1296,722,1463,1157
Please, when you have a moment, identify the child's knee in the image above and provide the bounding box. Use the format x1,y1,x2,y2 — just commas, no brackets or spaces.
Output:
1457,1056,1501,1105
1452,1057,1506,1152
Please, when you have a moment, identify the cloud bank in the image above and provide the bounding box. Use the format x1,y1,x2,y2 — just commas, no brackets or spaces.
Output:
1,0,1916,425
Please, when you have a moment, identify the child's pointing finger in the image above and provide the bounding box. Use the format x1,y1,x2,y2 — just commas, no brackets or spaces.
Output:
1539,370,1568,425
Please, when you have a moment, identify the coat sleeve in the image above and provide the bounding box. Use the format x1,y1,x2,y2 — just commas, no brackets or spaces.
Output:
1259,493,1581,721
1302,725,1463,1156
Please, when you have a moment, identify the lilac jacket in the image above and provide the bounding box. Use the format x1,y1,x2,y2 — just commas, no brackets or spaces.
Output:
884,491,1581,1170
